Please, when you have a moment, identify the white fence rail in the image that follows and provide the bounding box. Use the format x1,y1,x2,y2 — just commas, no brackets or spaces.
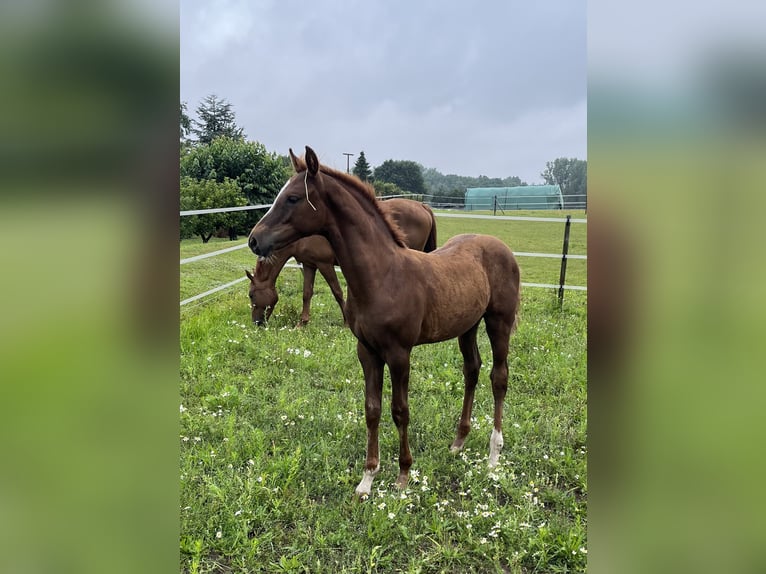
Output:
180,205,587,307
181,242,250,265
180,204,271,216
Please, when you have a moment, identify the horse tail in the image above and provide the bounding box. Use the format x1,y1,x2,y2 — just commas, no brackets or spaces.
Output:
422,204,438,253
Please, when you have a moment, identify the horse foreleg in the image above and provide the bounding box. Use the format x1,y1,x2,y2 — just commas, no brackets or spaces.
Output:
316,262,346,324
451,323,481,453
297,264,317,326
355,341,384,498
485,316,512,467
388,350,413,489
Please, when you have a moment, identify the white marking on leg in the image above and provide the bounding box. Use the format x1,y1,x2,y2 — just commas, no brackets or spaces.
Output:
354,464,380,497
488,428,504,468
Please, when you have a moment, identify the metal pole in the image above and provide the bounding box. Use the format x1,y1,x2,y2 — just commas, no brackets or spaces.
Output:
343,152,354,173
558,215,572,306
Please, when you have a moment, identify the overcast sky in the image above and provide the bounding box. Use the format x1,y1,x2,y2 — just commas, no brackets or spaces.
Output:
180,1,586,183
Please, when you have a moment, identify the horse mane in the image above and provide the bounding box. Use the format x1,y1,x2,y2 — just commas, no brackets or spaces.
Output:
292,155,408,248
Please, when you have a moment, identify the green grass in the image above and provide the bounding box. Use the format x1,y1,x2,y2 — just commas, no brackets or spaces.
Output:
180,211,587,573
433,210,586,288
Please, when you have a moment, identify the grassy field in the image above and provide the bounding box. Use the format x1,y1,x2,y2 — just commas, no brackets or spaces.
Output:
180,210,587,573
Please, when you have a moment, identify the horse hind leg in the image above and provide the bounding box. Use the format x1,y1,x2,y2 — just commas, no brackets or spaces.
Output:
316,262,346,324
388,349,414,489
297,264,317,326
451,322,481,454
484,314,513,468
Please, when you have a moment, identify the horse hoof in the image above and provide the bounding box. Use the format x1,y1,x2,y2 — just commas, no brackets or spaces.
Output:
449,438,465,453
488,429,503,467
354,489,370,501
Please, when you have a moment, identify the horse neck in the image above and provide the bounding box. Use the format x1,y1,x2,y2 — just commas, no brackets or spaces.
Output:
254,246,293,285
322,180,401,295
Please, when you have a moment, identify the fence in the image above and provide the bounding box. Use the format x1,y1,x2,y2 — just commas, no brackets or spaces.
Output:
378,193,588,211
180,205,587,308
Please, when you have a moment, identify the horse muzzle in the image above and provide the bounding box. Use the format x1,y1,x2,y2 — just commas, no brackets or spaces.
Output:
247,235,260,255
248,234,274,258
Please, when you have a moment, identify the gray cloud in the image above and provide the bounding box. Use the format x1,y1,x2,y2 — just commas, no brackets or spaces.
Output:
181,0,585,182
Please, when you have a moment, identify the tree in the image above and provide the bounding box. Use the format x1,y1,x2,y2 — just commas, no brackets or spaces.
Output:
180,137,290,205
372,180,405,198
191,94,245,144
421,167,527,207
541,158,587,209
373,159,426,195
180,101,191,142
180,177,248,242
352,151,372,182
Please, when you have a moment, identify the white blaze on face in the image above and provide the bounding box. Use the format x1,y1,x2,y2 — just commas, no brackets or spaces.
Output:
263,177,294,217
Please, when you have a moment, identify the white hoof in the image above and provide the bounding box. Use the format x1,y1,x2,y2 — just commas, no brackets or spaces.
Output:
355,465,379,497
488,429,503,468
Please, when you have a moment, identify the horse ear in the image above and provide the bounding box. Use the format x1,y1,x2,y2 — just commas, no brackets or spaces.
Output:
305,146,319,177
288,148,300,172
246,269,254,281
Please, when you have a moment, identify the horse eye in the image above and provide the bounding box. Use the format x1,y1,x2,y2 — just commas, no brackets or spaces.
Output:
286,195,300,204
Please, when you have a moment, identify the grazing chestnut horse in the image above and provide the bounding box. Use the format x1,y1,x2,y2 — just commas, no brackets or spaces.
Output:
246,198,437,326
248,147,520,497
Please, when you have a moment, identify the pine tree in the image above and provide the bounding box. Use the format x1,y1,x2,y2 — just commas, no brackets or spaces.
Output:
352,150,372,182
180,101,191,142
191,94,245,144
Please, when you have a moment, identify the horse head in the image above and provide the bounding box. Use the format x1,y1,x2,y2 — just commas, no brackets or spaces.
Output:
245,268,277,326
248,146,326,258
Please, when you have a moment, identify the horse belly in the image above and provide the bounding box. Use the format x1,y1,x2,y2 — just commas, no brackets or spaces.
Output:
418,283,489,344
293,235,334,265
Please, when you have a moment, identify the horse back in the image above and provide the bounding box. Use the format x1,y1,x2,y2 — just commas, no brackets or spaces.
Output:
380,199,437,252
